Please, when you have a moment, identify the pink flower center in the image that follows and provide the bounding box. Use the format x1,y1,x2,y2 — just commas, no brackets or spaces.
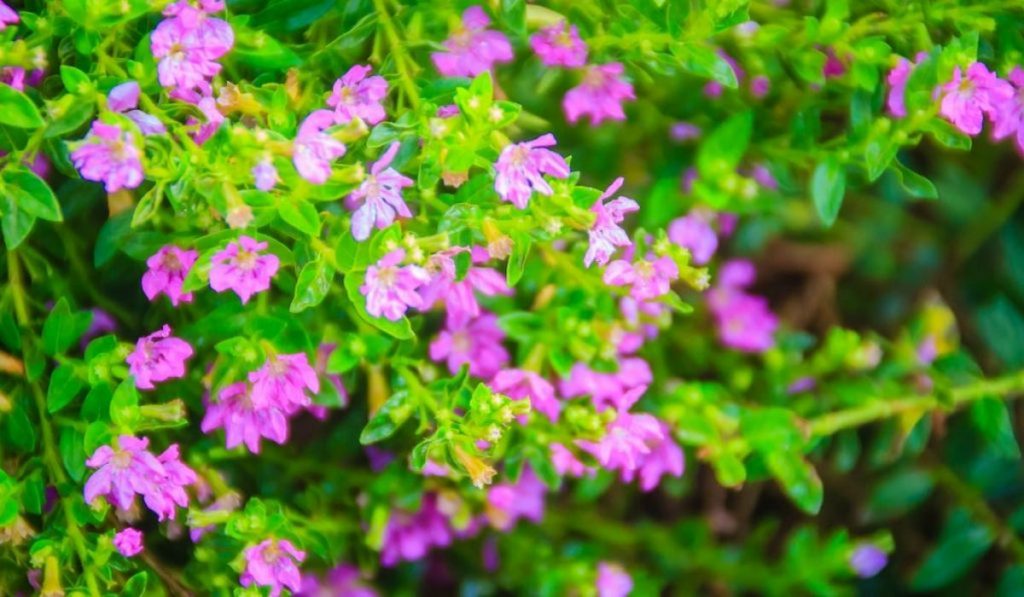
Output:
452,330,471,353
376,265,398,288
583,67,608,88
634,260,654,280
162,251,182,272
508,144,530,167
235,249,257,271
338,86,355,104
112,450,134,469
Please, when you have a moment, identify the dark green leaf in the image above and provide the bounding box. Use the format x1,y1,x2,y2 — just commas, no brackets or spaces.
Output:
811,157,846,227
47,364,84,414
360,390,412,444
0,85,44,128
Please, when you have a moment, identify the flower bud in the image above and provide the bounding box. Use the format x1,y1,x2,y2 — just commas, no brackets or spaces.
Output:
452,445,496,489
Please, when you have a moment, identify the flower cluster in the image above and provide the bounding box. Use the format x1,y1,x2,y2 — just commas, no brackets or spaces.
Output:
84,436,197,520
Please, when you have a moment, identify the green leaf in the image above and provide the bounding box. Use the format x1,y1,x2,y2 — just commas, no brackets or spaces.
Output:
970,398,1020,459
506,232,531,286
711,453,746,487
290,259,334,313
47,364,85,414
766,452,823,514
811,157,846,227
81,382,113,422
697,111,753,177
1,194,35,249
0,84,44,128
673,43,738,88
892,159,938,200
122,572,149,597
865,467,934,522
41,298,93,356
343,272,415,340
60,427,87,482
0,471,17,525
109,381,141,429
278,201,321,236
60,66,92,94
740,408,802,453
359,390,412,444
911,508,994,591
864,137,897,182
3,167,63,222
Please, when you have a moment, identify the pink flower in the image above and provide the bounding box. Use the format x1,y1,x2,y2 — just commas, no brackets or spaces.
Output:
362,249,430,320
242,539,306,597
252,156,279,191
668,211,718,265
586,177,639,268
419,247,512,327
71,122,144,193
108,82,141,112
126,325,193,390
490,369,560,422
530,21,588,68
201,382,289,453
992,67,1024,154
939,62,1013,136
560,358,652,413
564,63,635,125
142,245,198,306
114,528,144,557
249,353,320,413
430,312,509,379
577,410,664,475
293,110,347,184
670,122,701,142
494,134,570,209
550,443,591,477
84,435,195,520
150,8,232,93
603,256,679,300
823,49,846,78
886,57,913,118
209,236,280,304
596,562,633,597
1,66,25,91
0,1,18,29
620,421,684,491
432,6,513,78
298,564,378,597
750,75,770,98
328,65,388,125
707,259,778,353
380,494,454,566
347,142,414,241
485,468,546,530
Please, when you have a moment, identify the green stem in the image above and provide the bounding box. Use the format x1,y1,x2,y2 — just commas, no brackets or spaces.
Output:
372,0,421,110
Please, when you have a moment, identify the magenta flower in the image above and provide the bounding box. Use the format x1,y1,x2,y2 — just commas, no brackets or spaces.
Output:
564,63,636,126
750,75,770,98
249,353,320,413
560,358,652,413
668,211,718,265
126,325,193,390
81,308,118,349
578,410,664,473
293,110,347,184
939,62,1012,136
886,57,913,118
209,236,280,304
707,259,778,353
0,1,17,29
530,21,588,68
84,435,195,520
850,544,887,578
992,67,1024,154
347,142,414,241
490,369,560,422
298,564,378,597
596,562,633,597
585,177,639,268
494,134,571,208
70,122,144,193
150,13,231,93
420,247,512,327
620,421,684,491
603,256,679,300
242,539,306,597
430,312,509,379
201,382,289,453
114,528,144,557
485,468,546,530
362,249,430,320
108,82,141,112
431,6,513,78
328,64,388,125
380,494,454,566
252,156,279,191
550,443,591,477
142,245,198,306
1,66,25,91
151,444,197,519
823,49,846,78
670,122,701,142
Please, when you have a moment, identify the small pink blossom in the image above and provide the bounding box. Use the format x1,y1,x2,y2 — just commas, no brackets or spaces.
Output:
603,256,679,300
0,1,18,29
142,245,198,306
209,236,280,304
490,369,560,422
328,65,388,125
992,67,1024,154
585,177,639,268
298,564,378,597
707,259,778,353
750,75,770,98
419,247,512,327
485,468,546,530
597,562,633,597
670,122,701,142
578,410,664,477
886,57,913,118
347,142,414,241
201,382,289,453
126,325,193,390
84,436,195,520
430,312,509,378
150,10,232,93
249,353,320,414
530,21,588,68
560,358,652,413
242,539,306,597
550,443,591,477
564,63,635,125
939,62,1013,136
668,211,718,265
293,110,347,184
114,528,144,557
380,494,454,566
362,249,430,320
494,134,570,209
252,156,279,191
71,122,144,193
432,6,513,78
620,421,684,491
108,82,141,112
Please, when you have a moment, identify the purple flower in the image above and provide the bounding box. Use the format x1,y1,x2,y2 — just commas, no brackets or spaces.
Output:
298,564,378,597
430,312,509,379
201,382,289,453
992,67,1024,154
750,75,770,98
432,6,513,78
530,21,588,68
603,256,679,300
707,259,778,353
560,358,652,413
84,435,195,520
485,468,546,530
823,49,846,78
939,62,1012,136
209,236,280,304
249,353,320,413
347,142,414,241
419,247,512,327
550,443,591,477
578,409,664,473
113,528,144,557
1,66,25,91
81,308,118,348
293,110,347,184
494,133,570,209
564,63,636,125
670,122,701,142
150,10,232,93
380,494,454,566
0,1,18,29
362,249,430,320
242,539,306,597
850,544,887,578
490,369,560,422
252,156,279,191
668,211,718,265
586,177,639,268
886,57,913,118
71,122,144,193
328,65,388,125
620,421,684,491
596,562,633,597
126,325,193,390
142,245,198,306
108,82,141,112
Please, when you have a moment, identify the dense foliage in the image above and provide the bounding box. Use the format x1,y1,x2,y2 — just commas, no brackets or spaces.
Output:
3,0,1024,594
